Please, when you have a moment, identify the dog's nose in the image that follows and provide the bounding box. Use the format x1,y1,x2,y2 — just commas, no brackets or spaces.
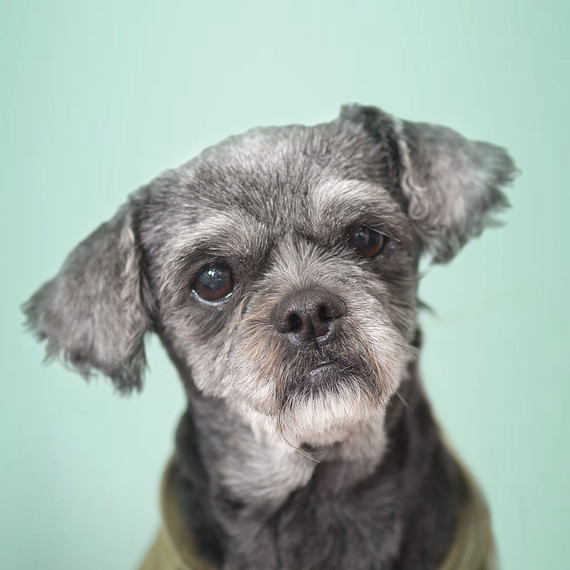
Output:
271,288,345,346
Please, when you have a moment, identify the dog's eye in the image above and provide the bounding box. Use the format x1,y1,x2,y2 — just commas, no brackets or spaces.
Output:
192,266,234,301
352,227,388,258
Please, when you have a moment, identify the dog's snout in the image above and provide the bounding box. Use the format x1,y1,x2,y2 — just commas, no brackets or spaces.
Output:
271,288,345,346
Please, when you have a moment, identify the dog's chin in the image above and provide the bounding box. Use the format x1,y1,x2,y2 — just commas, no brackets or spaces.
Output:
281,386,383,447
236,365,389,448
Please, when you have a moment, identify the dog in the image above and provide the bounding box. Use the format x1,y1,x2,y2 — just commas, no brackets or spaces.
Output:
24,104,515,569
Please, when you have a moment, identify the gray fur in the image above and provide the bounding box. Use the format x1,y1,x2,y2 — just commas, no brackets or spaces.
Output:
24,104,516,568
23,206,151,391
340,104,515,263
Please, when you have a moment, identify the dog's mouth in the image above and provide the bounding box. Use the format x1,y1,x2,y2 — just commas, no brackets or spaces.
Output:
278,355,377,400
271,354,387,445
307,361,345,385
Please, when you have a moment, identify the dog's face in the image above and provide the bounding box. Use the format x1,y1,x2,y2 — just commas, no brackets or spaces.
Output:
142,136,419,446
25,105,515,447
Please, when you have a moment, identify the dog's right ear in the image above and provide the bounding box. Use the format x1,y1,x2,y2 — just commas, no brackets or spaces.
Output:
340,104,517,264
23,200,152,393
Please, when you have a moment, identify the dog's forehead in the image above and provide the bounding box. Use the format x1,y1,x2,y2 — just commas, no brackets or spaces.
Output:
140,122,407,254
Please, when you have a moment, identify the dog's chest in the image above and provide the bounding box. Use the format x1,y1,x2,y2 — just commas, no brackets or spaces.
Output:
215,458,403,570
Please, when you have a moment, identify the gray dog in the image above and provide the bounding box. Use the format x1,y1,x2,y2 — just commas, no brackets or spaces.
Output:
24,105,515,569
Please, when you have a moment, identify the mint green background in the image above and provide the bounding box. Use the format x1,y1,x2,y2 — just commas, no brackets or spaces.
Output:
1,1,568,568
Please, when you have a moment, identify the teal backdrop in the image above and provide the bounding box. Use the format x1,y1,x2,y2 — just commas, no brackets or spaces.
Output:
1,1,568,568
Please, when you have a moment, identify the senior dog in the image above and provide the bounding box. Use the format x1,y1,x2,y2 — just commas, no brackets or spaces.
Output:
24,105,515,569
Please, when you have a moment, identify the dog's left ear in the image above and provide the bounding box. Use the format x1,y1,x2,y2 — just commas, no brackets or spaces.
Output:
23,201,151,393
341,105,517,263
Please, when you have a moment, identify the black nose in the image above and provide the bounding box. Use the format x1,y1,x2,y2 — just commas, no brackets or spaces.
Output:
271,288,345,346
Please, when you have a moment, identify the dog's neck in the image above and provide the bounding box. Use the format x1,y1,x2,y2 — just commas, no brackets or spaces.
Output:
175,360,461,569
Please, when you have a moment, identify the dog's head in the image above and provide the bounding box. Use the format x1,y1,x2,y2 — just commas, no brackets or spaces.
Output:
24,105,515,446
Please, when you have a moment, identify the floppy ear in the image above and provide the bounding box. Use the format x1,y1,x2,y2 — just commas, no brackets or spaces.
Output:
341,105,517,263
23,202,151,392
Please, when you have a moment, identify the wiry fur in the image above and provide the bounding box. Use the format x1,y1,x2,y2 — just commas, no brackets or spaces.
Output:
23,207,151,391
24,104,516,569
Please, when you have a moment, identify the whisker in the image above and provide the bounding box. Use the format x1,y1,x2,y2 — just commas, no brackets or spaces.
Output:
395,390,411,412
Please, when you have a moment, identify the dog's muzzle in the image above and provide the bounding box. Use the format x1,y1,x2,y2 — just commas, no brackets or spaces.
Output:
267,286,383,400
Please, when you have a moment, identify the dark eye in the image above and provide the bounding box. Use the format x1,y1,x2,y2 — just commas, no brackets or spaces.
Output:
352,227,388,258
192,265,234,301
